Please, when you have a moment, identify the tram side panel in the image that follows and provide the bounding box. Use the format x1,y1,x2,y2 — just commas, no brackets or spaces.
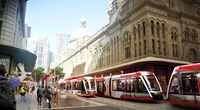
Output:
96,71,163,101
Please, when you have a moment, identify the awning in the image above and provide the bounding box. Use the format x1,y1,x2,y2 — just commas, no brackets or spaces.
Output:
0,44,37,72
40,74,50,80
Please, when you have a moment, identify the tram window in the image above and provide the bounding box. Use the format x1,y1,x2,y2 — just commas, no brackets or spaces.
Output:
145,75,160,91
138,78,147,92
169,74,180,94
67,83,71,90
97,81,104,92
121,79,126,92
130,78,136,92
85,81,89,90
112,80,117,91
126,79,131,92
182,73,199,95
74,82,81,90
90,79,95,89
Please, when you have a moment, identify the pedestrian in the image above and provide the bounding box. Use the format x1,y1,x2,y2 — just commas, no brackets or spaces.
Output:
46,86,52,109
20,84,26,102
43,86,48,101
37,85,43,106
53,86,58,99
0,63,27,110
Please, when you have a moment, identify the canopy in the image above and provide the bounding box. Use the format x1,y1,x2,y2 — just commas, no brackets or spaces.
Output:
0,44,37,72
40,74,49,80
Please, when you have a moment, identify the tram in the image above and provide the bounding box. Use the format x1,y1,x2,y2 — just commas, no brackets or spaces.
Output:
96,71,163,101
166,63,200,108
65,76,97,97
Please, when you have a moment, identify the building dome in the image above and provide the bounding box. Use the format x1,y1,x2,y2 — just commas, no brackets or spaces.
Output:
70,19,93,43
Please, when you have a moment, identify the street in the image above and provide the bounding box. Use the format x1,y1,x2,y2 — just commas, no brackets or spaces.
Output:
16,92,195,110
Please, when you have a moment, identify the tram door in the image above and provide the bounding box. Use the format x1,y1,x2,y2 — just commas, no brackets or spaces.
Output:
181,72,200,106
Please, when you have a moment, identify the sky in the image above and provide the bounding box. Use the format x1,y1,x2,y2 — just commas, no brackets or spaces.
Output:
25,0,112,52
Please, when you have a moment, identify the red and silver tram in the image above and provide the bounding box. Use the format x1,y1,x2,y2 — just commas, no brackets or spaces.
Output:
65,76,97,97
166,63,200,108
96,71,163,101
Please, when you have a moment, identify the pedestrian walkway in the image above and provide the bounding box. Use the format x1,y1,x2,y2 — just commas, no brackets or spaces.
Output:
16,94,38,110
16,92,106,110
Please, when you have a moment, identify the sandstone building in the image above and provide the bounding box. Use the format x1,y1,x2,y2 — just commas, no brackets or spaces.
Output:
54,0,200,91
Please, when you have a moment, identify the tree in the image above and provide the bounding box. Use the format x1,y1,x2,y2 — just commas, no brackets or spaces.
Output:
32,67,45,82
50,67,65,81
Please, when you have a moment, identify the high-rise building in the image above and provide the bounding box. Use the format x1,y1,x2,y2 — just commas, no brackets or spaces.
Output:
22,24,31,49
27,34,50,73
55,33,70,60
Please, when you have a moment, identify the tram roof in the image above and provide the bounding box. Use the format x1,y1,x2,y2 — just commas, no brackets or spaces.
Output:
176,63,200,72
0,44,36,72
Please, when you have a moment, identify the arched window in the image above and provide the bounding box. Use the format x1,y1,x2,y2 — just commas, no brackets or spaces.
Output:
158,40,161,55
123,32,129,43
139,42,141,56
172,44,178,58
138,24,140,39
133,27,136,41
169,0,174,8
152,39,155,54
171,27,177,41
144,40,146,55
191,30,197,41
163,41,166,55
135,44,137,57
142,21,146,37
188,49,198,61
185,28,189,40
162,23,165,39
156,22,160,38
151,20,154,36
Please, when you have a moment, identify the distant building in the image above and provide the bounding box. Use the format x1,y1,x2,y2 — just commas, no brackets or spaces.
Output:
54,0,200,91
22,24,31,50
55,33,70,60
27,34,50,73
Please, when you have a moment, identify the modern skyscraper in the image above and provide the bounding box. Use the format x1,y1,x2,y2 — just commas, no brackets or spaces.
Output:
27,34,50,73
55,33,70,60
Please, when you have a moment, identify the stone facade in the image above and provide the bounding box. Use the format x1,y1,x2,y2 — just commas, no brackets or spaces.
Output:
55,0,200,91
0,0,27,48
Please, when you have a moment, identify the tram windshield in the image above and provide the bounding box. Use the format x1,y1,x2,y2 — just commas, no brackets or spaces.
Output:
143,75,160,91
84,79,95,90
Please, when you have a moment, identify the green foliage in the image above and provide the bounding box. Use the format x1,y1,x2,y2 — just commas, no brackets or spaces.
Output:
50,67,65,81
32,67,45,82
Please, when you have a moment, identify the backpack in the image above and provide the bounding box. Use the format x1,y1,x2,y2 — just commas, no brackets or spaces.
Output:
0,78,16,110
46,89,52,99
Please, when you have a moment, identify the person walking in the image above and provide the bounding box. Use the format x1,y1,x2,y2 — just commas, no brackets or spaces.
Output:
53,86,58,100
46,86,52,109
0,63,27,110
37,85,43,106
20,84,26,102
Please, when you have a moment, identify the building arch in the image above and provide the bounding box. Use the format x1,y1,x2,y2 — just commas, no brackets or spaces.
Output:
188,48,198,62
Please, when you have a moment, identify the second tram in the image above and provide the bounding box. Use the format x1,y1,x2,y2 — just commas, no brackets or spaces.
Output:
166,63,200,108
96,71,163,101
65,76,97,97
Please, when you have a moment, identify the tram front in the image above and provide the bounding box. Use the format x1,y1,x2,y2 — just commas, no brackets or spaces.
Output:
140,71,163,100
83,77,97,96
